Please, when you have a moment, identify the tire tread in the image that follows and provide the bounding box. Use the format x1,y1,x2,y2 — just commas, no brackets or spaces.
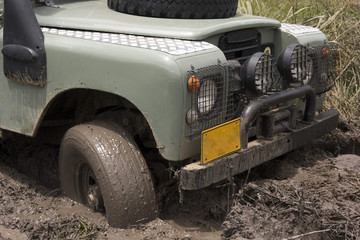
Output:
107,0,238,19
59,120,158,228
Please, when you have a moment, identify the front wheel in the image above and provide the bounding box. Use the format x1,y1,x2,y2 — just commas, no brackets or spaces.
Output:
59,120,158,228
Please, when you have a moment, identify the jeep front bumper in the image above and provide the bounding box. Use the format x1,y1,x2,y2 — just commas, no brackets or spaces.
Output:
180,86,339,190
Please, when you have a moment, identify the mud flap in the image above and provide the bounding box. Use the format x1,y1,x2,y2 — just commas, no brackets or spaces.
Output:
2,0,46,87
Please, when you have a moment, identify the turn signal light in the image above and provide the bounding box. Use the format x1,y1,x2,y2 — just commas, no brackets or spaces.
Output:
321,46,330,59
188,75,200,92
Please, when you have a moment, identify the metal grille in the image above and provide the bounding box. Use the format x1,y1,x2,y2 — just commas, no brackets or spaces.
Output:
219,29,261,63
308,43,338,93
254,54,276,93
290,45,313,84
187,65,235,136
275,44,338,93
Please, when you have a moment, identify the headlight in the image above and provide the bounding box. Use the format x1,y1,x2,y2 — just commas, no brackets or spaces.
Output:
186,65,230,134
277,44,313,85
186,108,199,125
197,80,218,114
240,52,275,94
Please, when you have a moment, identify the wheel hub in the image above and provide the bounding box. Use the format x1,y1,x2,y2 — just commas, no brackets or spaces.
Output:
87,185,104,211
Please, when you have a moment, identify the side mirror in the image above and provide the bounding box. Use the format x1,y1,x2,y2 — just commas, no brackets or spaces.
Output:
2,0,46,87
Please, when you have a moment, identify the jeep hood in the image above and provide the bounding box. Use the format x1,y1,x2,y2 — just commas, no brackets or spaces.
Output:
35,0,281,40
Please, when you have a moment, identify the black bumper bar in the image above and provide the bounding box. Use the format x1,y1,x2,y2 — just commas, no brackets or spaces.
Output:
180,86,339,190
241,85,316,149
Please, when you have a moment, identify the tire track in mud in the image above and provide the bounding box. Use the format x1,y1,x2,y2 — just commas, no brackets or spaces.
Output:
223,153,360,239
223,120,360,239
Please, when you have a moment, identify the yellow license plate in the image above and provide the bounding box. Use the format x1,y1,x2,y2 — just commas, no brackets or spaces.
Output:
201,118,241,165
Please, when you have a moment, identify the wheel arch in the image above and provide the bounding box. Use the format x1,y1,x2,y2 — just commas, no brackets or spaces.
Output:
35,88,160,152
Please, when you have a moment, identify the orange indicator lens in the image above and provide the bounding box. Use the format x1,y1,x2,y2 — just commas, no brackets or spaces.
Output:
188,76,200,92
321,47,330,59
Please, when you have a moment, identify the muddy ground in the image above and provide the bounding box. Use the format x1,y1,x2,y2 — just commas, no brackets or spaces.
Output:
0,119,358,240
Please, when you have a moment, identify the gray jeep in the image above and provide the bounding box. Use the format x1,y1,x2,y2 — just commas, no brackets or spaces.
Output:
0,0,338,228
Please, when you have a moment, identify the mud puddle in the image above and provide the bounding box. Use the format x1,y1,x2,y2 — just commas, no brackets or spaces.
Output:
0,119,358,239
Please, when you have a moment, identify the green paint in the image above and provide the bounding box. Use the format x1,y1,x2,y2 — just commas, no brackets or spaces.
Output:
0,0,331,161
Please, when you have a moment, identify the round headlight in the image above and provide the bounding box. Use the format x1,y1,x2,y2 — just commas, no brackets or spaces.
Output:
277,44,313,85
197,80,217,114
240,52,274,94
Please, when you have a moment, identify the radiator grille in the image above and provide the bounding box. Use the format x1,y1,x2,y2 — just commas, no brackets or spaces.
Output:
219,29,261,63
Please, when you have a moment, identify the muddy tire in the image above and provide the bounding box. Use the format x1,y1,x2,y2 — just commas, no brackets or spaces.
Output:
59,121,158,228
107,0,238,19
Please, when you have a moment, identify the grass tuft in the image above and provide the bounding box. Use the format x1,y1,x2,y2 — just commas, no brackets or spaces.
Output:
27,215,102,240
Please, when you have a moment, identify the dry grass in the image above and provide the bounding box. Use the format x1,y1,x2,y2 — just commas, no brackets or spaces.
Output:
27,215,102,240
238,0,360,120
